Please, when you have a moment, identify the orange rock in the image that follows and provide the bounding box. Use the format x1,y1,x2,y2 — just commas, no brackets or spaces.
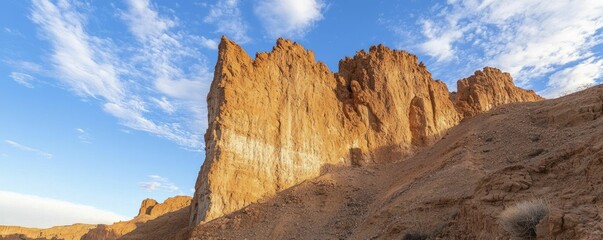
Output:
455,67,543,117
190,37,543,225
137,198,158,216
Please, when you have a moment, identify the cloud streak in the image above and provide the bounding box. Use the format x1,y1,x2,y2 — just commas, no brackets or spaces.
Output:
140,175,179,193
30,0,208,149
9,72,35,88
4,140,53,159
204,0,250,43
0,190,127,228
76,128,92,143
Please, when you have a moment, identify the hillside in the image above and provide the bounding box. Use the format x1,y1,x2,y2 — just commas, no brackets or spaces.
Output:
0,196,191,240
190,85,603,239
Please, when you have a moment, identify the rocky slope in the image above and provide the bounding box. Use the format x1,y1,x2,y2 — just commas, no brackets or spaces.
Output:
0,196,191,240
190,84,603,239
190,37,542,225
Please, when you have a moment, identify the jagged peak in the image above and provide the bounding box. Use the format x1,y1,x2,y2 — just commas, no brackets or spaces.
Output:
137,198,158,217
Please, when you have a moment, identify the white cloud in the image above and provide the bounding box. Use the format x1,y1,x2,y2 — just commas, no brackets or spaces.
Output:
394,0,603,93
122,0,210,147
140,175,179,192
9,72,35,88
3,60,44,75
30,0,206,149
417,19,465,61
121,0,175,42
4,140,53,159
151,97,176,114
542,58,603,98
76,128,92,143
31,0,124,103
204,0,250,43
0,190,127,228
254,0,325,38
199,36,218,50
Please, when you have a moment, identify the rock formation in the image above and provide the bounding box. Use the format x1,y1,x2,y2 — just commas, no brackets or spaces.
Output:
190,85,603,240
138,198,158,216
189,37,542,225
0,224,96,240
81,196,191,240
0,196,192,240
455,67,543,117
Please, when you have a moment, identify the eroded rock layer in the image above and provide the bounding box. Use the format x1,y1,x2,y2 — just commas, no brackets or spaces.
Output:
190,37,542,225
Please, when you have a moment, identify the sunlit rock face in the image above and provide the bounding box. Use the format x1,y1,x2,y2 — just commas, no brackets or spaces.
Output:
190,37,542,225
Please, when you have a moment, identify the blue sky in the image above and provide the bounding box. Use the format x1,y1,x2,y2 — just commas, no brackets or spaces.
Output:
0,0,601,228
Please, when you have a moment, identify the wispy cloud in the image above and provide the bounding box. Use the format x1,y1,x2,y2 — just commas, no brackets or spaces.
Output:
150,97,176,114
4,60,43,73
4,27,25,38
254,0,326,38
388,0,603,95
4,140,53,159
30,0,207,149
9,72,35,88
31,0,124,103
542,58,603,97
204,0,250,43
0,190,127,228
198,36,218,50
140,175,179,193
76,128,92,143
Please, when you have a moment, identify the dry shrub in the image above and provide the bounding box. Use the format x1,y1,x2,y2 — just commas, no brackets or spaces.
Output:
499,199,549,239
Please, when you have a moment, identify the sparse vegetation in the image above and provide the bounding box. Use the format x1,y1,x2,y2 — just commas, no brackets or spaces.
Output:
499,199,550,239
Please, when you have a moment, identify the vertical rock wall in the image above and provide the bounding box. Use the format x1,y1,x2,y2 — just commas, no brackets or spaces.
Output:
190,37,542,225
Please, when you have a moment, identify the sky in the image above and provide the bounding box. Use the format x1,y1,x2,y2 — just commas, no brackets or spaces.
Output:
0,0,601,228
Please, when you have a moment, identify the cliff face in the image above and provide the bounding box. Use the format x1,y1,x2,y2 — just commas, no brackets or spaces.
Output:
191,37,349,225
190,37,542,225
337,45,462,152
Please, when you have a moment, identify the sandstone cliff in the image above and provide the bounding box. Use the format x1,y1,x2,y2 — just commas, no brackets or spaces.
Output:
190,37,542,225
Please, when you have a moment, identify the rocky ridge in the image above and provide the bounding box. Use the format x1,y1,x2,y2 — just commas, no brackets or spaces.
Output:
0,196,191,240
190,37,542,225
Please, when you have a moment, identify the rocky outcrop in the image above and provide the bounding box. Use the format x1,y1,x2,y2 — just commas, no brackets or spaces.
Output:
337,45,462,150
81,196,191,240
190,37,542,225
455,67,543,117
138,198,158,216
0,224,96,240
